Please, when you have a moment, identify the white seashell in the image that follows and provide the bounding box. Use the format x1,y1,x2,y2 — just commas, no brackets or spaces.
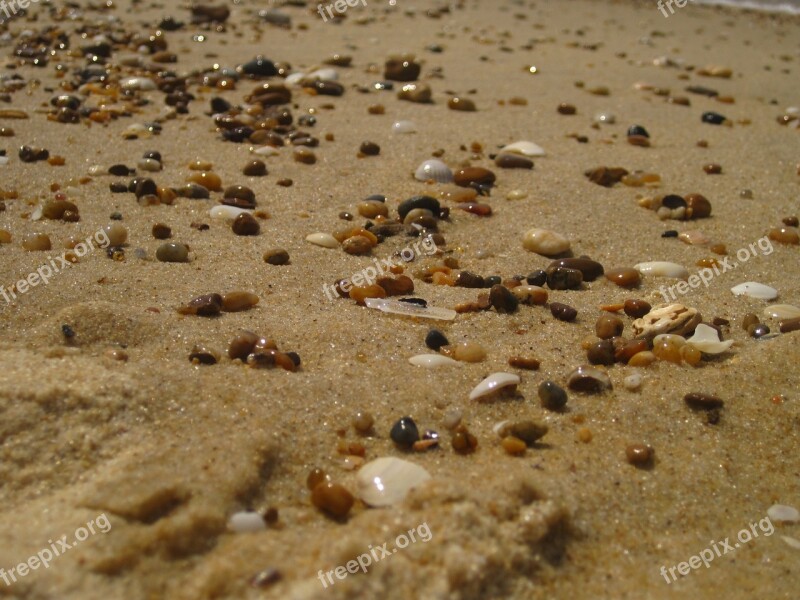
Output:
731,282,778,300
363,297,457,321
306,233,339,248
594,111,616,124
122,123,151,140
210,205,253,220
392,120,418,134
782,536,800,550
414,159,453,183
120,76,157,91
251,145,280,156
356,457,431,507
763,304,800,320
408,354,459,367
227,511,266,533
87,164,106,176
767,504,799,523
785,106,799,116
634,261,689,280
30,204,43,221
678,230,711,246
442,408,463,430
469,372,520,401
307,68,338,81
522,228,570,256
492,420,511,436
284,72,305,86
685,324,734,354
137,158,162,172
500,140,546,157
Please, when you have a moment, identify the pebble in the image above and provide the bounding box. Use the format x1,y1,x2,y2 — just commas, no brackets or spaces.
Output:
156,242,189,263
469,372,520,401
634,261,689,280
293,149,316,164
489,284,519,313
223,185,257,209
0,230,11,244
451,425,478,454
376,275,414,296
228,330,259,360
506,421,548,446
764,304,800,320
779,317,800,334
502,436,527,455
448,97,476,111
585,166,629,187
624,299,651,318
453,167,496,188
425,329,449,350
684,392,724,410
523,228,571,256
178,293,223,317
550,302,578,322
408,354,459,368
767,504,800,523
222,291,259,312
384,57,421,82
152,223,171,239
398,83,432,103
349,285,386,305
538,381,568,411
558,103,577,115
390,416,420,448
623,372,643,391
631,304,701,339
232,213,260,236
730,282,778,300
625,444,653,466
449,341,487,363
587,340,616,365
342,235,373,255
549,258,604,282
507,356,540,370
392,120,418,134
526,270,548,286
768,227,800,245
507,189,528,201
189,345,220,365
228,511,266,533
398,195,440,221
703,163,722,174
353,411,374,433
101,223,128,246
356,457,431,507
702,111,727,125
311,482,354,519
243,160,267,177
511,285,548,305
783,216,799,227
306,233,339,249
21,233,52,251
567,365,612,393
596,314,624,339
547,267,583,290
359,141,380,156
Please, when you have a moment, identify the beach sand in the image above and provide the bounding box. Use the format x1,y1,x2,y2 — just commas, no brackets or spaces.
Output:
0,0,798,598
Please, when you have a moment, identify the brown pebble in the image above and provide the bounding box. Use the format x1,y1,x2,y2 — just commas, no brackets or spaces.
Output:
306,468,330,491
494,153,534,169
311,482,354,519
489,284,519,313
152,223,172,239
507,421,548,446
625,444,654,466
358,201,389,219
557,103,576,115
263,248,290,265
451,425,478,454
501,436,526,455
549,258,604,282
596,314,624,339
550,302,578,322
222,291,259,312
585,166,629,187
367,104,385,115
782,216,799,227
376,275,414,296
627,135,650,147
21,233,52,251
189,345,220,365
232,213,260,236
768,227,800,245
684,392,724,410
448,97,476,112
449,341,487,362
243,160,267,176
780,317,800,334
353,411,374,433
703,163,722,174
508,356,540,370
342,235,373,255
359,141,380,156
187,171,222,192
349,284,387,305
228,330,259,360
453,167,496,187
277,178,293,187
605,267,641,288
685,193,712,219
293,149,316,164
742,313,760,331
615,339,648,363
587,340,616,365
0,229,11,244
178,293,223,317
623,299,651,318
397,83,432,103
385,57,421,82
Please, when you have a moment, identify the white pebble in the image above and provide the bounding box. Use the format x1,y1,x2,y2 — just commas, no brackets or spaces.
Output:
356,457,431,507
392,120,417,134
763,304,800,320
782,536,800,550
623,372,642,391
469,372,520,401
408,354,459,368
227,511,266,533
522,228,570,256
731,281,778,300
210,205,252,221
767,504,800,523
305,233,339,248
0,156,8,167
506,189,528,201
442,408,462,430
137,158,161,172
634,261,689,280
120,76,157,91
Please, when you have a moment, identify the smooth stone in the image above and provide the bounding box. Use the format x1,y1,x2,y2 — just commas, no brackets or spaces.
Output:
156,242,189,263
306,233,339,248
523,228,570,256
228,512,266,533
538,381,568,411
408,354,459,368
634,261,689,280
764,304,800,320
356,457,431,507
731,282,778,300
390,417,419,448
548,258,604,281
567,365,612,393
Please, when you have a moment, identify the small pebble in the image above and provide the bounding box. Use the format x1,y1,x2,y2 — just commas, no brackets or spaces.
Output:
538,381,568,411
526,270,547,286
353,411,374,433
451,425,478,454
390,416,420,448
232,213,260,236
624,299,651,318
178,293,223,317
425,329,449,351
449,341,487,362
311,482,354,519
625,444,654,466
596,314,624,339
523,228,570,256
222,291,259,312
623,372,643,391
152,223,171,239
489,284,519,313
102,223,128,246
684,392,724,410
156,242,189,263
547,267,583,290
263,248,290,265
508,356,540,370
551,302,578,322
567,365,612,392
21,233,52,251
587,340,615,365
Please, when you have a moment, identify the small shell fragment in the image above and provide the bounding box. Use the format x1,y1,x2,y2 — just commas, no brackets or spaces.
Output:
364,298,456,321
731,282,778,300
228,512,266,533
631,304,702,339
408,354,460,368
685,324,734,354
306,233,339,248
356,457,431,507
210,205,253,220
634,261,689,280
764,304,800,320
500,140,546,157
414,159,453,183
781,536,800,550
567,365,612,393
767,504,799,523
469,372,520,400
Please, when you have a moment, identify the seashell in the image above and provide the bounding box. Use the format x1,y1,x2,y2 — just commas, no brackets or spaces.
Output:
120,77,157,91
121,123,151,140
210,205,253,221
781,536,800,550
284,72,305,86
634,261,689,280
306,68,338,81
567,365,612,393
251,145,281,156
469,372,520,400
227,511,266,533
685,324,734,354
356,457,431,507
363,297,456,321
768,504,800,523
137,158,161,172
500,140,546,157
763,304,800,320
392,120,418,134
306,233,339,248
408,354,459,368
731,281,778,300
678,230,711,246
522,228,570,256
414,159,453,183
631,303,702,339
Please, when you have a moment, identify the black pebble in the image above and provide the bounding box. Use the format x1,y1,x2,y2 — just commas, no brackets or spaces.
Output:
526,270,547,286
702,111,726,125
425,329,449,350
390,417,420,448
627,125,649,138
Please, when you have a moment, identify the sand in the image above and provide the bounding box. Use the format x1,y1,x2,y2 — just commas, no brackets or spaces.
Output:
0,0,799,598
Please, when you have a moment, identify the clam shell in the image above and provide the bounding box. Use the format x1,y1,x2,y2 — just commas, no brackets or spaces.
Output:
210,205,252,220
227,511,266,533
731,281,778,300
634,261,689,280
414,159,453,183
305,233,339,248
685,324,734,354
767,504,799,523
409,354,460,368
356,457,431,507
469,372,520,400
392,120,418,134
763,304,800,320
500,140,546,157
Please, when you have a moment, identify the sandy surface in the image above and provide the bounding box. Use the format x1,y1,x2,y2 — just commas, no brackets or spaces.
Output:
1,0,799,598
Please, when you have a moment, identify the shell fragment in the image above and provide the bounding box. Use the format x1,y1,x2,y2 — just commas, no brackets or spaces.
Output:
409,354,460,368
685,324,734,354
356,457,431,507
731,282,778,300
469,372,520,400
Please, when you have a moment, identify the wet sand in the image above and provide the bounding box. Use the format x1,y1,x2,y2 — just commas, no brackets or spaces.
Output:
0,1,799,598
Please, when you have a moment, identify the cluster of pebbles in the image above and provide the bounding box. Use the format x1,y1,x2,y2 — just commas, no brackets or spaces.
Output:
0,1,799,586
